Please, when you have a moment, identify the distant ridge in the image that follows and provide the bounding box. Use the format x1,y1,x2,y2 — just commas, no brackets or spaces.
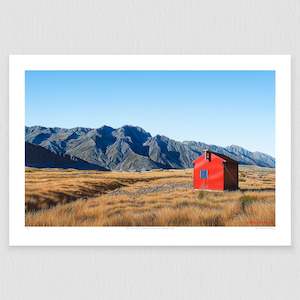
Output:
25,125,275,171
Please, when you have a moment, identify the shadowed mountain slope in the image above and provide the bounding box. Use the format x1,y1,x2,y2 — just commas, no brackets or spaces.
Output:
25,142,108,170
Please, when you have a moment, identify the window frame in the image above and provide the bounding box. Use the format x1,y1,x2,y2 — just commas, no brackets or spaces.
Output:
200,169,208,179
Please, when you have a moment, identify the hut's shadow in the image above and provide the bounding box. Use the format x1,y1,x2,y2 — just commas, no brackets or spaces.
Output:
239,188,275,192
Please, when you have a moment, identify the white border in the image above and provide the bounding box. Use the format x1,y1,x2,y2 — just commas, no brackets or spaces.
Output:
9,55,291,246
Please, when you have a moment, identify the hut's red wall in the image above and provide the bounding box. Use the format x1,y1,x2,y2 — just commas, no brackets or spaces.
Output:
193,153,225,191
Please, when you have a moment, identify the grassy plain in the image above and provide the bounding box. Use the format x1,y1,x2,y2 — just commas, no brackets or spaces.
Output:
25,166,275,226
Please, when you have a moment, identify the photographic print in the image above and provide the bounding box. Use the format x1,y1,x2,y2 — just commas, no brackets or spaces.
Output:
9,55,291,245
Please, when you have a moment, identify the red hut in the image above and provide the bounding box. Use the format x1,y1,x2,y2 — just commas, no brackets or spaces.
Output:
193,150,238,191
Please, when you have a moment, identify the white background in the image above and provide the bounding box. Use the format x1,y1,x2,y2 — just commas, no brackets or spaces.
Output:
9,55,291,246
1,0,299,299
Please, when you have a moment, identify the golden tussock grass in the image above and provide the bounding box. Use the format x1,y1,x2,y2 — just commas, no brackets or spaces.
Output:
25,166,275,226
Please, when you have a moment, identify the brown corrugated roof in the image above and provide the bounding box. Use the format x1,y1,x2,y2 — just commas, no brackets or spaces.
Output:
206,150,238,164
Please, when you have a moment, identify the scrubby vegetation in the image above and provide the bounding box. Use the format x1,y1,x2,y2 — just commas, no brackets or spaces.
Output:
25,166,275,226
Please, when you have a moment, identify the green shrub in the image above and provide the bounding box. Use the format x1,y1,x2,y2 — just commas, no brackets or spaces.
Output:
240,195,256,212
197,191,207,200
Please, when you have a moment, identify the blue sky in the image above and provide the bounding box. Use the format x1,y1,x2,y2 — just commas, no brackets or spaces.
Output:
25,70,275,156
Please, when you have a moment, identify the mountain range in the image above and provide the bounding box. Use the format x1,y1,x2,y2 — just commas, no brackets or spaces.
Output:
25,125,275,171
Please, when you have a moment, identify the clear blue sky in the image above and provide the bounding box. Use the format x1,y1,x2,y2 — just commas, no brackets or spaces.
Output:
25,70,275,156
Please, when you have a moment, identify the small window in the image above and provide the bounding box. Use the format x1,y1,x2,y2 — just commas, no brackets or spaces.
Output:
200,169,208,179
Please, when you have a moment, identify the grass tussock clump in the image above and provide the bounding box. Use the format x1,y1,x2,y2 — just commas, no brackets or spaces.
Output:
25,166,275,227
239,195,257,213
197,191,208,200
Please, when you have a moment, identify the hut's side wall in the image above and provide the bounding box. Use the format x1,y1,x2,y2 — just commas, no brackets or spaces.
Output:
224,162,238,190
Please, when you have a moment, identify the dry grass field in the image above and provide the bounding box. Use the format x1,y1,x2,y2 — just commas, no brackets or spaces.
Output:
25,166,275,226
